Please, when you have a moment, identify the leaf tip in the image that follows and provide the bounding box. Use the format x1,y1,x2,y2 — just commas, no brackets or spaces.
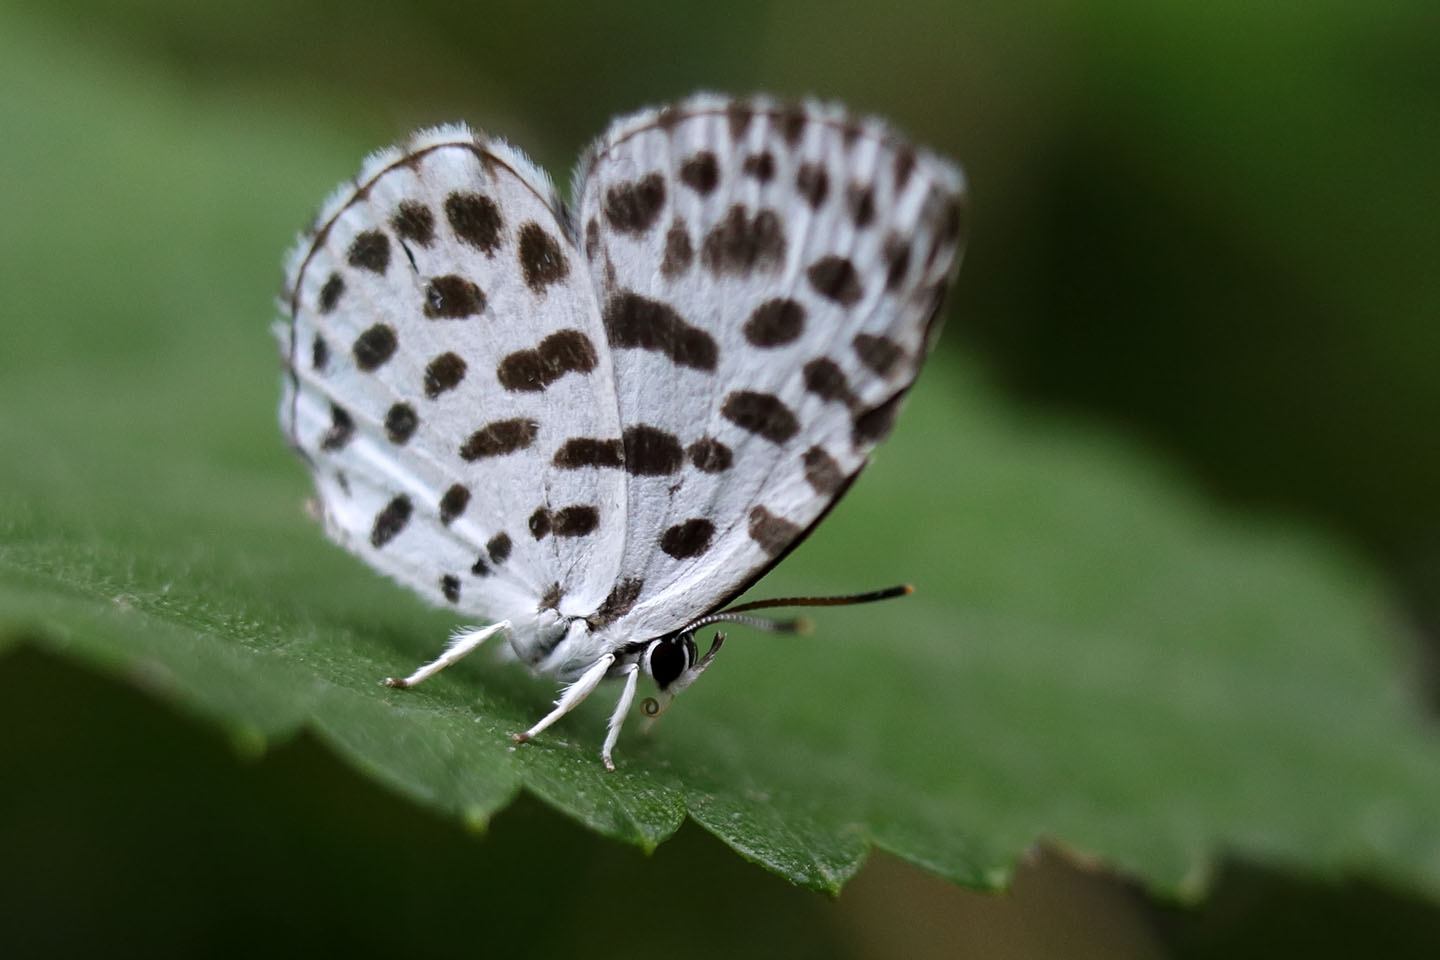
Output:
229,724,268,762
1177,859,1216,903
461,805,490,836
982,865,1011,892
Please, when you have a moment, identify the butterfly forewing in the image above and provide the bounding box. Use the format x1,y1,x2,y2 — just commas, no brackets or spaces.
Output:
280,126,628,624
575,94,966,638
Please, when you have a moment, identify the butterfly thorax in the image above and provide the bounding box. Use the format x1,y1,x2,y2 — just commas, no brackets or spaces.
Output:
508,610,625,681
512,607,698,697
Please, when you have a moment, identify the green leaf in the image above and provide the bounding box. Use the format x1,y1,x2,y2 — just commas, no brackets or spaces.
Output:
3,11,1439,898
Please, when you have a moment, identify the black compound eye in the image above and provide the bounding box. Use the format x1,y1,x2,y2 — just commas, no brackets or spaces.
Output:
647,637,691,689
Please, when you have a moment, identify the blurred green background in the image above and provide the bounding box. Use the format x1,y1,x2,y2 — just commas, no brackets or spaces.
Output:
2,0,1438,955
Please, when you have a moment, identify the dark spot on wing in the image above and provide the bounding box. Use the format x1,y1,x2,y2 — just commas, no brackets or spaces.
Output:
893,147,916,192
853,333,906,377
517,221,569,293
742,152,775,181
424,351,467,398
748,505,799,556
585,218,600,259
883,234,911,291
553,505,599,537
384,402,419,444
807,256,863,306
853,393,905,446
347,230,390,273
497,329,597,392
803,446,845,495
495,350,542,392
370,495,412,548
802,358,857,407
311,334,329,371
687,437,732,473
679,152,719,195
660,518,715,559
553,437,624,469
487,532,512,564
847,183,876,228
318,273,344,313
590,577,643,628
721,391,799,445
701,205,785,276
727,101,755,139
353,324,397,370
623,425,685,475
777,103,808,145
604,173,666,234
603,291,718,371
320,403,353,451
941,195,963,244
795,163,828,208
391,201,435,246
460,418,538,460
661,221,693,278
424,275,485,318
439,484,470,525
743,298,805,347
445,192,504,253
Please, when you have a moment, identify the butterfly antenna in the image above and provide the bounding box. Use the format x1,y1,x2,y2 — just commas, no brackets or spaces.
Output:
683,585,913,635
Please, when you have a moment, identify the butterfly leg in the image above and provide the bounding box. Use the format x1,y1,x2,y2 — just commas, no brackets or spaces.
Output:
383,620,512,688
514,653,615,748
601,663,640,771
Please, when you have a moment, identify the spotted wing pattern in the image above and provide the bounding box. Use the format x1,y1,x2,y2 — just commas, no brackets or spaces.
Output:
278,126,629,637
574,93,966,640
278,96,966,655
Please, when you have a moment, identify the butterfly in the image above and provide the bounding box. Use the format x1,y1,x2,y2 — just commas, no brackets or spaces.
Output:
277,92,965,768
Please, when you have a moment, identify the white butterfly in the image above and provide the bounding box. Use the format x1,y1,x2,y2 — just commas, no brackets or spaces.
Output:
277,92,965,768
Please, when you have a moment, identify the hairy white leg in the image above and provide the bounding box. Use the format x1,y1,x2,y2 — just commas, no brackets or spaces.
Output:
601,664,640,772
514,653,615,745
383,620,512,688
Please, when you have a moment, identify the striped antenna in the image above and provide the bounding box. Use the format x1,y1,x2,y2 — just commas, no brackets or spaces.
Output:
682,585,913,635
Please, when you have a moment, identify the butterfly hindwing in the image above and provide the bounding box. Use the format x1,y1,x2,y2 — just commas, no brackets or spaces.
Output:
574,94,966,639
280,126,627,627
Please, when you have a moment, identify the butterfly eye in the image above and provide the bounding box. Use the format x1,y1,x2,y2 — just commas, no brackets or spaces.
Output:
645,636,692,689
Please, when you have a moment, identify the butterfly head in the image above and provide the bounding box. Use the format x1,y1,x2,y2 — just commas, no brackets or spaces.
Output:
640,630,725,720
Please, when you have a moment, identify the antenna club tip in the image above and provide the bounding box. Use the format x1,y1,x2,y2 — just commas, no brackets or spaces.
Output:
901,584,915,596
793,616,815,635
